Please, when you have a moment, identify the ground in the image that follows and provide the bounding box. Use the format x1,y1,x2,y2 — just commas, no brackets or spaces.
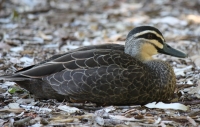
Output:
0,0,200,126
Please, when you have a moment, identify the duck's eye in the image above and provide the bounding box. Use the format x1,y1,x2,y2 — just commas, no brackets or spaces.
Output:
147,34,153,39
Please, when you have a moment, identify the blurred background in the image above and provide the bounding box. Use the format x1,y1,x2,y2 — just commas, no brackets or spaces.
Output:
0,0,200,69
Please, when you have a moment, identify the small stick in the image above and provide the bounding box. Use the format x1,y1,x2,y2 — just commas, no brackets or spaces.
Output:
13,117,32,126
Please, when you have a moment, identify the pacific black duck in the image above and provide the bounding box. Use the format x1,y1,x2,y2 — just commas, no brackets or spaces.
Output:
0,26,186,105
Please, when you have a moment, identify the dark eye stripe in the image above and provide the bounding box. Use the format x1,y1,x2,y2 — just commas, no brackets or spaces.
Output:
149,43,160,50
136,33,163,44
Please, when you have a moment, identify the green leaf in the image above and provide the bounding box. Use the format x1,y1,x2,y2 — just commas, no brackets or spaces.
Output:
8,86,23,94
10,10,20,21
8,87,17,94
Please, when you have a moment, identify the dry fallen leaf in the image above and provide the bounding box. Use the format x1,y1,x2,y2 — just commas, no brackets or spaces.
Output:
186,116,197,126
145,102,189,111
50,118,74,123
187,14,200,24
109,115,140,121
188,81,200,98
0,108,25,113
57,105,80,114
0,42,11,50
173,65,193,76
0,119,7,127
151,16,188,26
10,46,24,52
8,103,20,109
38,31,53,41
190,55,200,67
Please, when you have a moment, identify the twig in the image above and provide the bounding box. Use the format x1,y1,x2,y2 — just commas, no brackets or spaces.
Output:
13,117,32,126
40,118,49,125
22,7,50,15
186,116,198,127
20,104,52,113
67,102,97,107
66,102,102,110
0,108,24,113
0,0,5,11
188,110,200,117
178,100,200,105
115,105,141,109
177,84,196,89
104,119,124,126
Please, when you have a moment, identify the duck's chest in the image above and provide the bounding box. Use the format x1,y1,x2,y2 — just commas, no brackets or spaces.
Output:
140,60,176,101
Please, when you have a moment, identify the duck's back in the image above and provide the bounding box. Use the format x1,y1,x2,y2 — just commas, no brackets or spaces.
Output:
41,56,150,104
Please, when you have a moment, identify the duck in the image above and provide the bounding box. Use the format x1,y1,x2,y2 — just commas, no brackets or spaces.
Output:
0,26,186,105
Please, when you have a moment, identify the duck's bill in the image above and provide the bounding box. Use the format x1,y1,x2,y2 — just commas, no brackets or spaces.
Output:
157,44,187,58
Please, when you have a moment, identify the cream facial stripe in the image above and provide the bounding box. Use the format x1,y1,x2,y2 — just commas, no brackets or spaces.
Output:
134,30,165,42
140,38,164,49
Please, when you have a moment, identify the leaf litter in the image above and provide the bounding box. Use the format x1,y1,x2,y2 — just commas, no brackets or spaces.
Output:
0,0,200,126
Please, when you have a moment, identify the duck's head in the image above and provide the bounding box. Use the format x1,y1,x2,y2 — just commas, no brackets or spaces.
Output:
125,26,187,61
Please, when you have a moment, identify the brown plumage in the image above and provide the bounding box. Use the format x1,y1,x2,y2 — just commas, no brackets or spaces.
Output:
0,26,186,105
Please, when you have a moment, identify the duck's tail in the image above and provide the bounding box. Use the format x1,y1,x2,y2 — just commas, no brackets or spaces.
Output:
0,75,31,81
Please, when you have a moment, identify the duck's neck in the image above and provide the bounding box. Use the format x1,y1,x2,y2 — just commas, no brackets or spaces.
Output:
125,39,157,62
125,48,154,62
